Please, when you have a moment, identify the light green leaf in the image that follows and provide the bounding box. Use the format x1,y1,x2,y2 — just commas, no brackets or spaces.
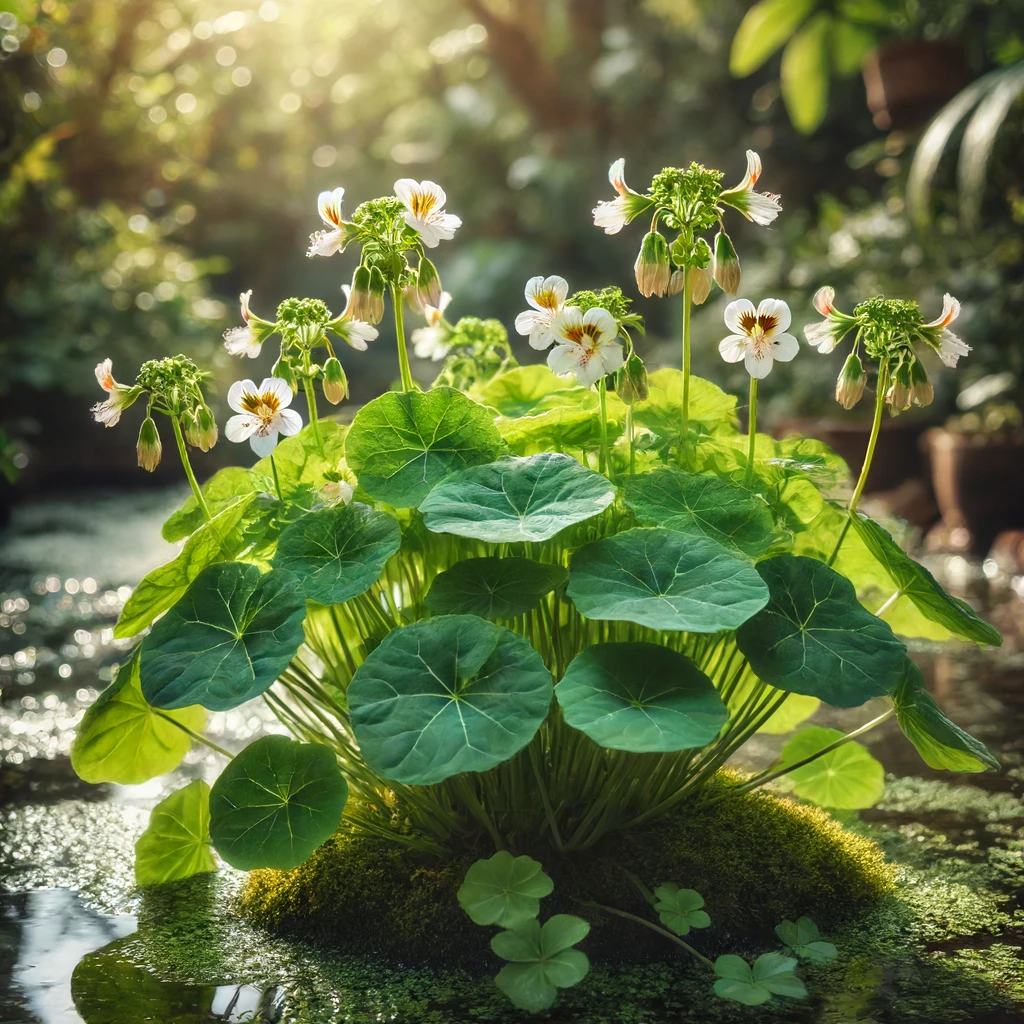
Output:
491,915,591,1013
624,468,776,557
209,735,348,870
345,387,505,507
776,916,838,963
779,725,885,809
134,780,217,886
891,657,999,772
470,364,571,417
781,13,832,134
633,370,738,443
271,503,401,605
652,883,711,936
730,0,815,76
713,952,807,1005
421,453,615,543
831,18,875,75
115,495,258,639
140,563,307,711
348,615,553,785
70,653,206,785
736,555,907,707
758,693,821,735
458,851,554,928
567,527,769,633
556,642,727,752
425,557,567,621
162,467,258,542
251,420,349,501
494,385,626,456
852,514,1001,646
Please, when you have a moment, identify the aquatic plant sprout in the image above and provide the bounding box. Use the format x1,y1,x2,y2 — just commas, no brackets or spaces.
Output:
78,153,1001,1015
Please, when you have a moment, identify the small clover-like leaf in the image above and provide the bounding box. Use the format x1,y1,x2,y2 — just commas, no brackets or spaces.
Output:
134,780,217,887
458,851,554,928
775,916,838,963
713,951,807,1006
652,883,710,936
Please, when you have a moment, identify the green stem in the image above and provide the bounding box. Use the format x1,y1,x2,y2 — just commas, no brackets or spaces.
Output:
598,377,610,476
171,415,211,522
302,376,324,454
391,282,414,392
270,454,284,501
528,743,565,852
155,710,232,759
583,902,715,969
680,265,693,463
744,376,758,486
626,405,635,476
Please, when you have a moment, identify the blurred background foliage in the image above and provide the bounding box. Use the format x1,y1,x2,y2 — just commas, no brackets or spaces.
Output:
0,0,1021,486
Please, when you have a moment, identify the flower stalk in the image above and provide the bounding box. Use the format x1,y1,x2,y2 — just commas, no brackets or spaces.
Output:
170,414,211,522
391,280,415,392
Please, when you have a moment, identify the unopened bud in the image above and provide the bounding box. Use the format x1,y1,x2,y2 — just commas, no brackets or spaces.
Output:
835,352,866,410
137,416,162,472
690,263,714,305
183,408,202,448
713,231,741,295
346,265,374,322
885,359,913,415
667,270,685,297
616,353,649,406
322,356,349,405
196,405,218,451
634,231,671,298
272,355,298,393
368,266,386,324
910,357,934,408
416,257,442,309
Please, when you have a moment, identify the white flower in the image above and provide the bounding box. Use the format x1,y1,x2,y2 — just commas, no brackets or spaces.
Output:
91,359,139,426
719,151,782,227
225,377,303,457
332,317,379,353
412,292,453,361
394,179,461,248
592,158,652,235
547,306,624,388
514,275,568,350
307,187,347,257
923,293,971,368
223,290,263,358
719,298,799,379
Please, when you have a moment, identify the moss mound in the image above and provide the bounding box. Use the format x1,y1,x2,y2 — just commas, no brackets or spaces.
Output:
239,773,893,965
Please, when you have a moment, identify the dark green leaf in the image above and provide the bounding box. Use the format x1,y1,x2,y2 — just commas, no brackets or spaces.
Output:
458,852,554,928
556,642,727,752
493,386,626,457
162,467,257,542
652,883,711,936
736,555,907,707
134,780,217,886
348,615,553,785
713,952,807,1006
209,735,348,870
567,527,769,632
425,557,567,621
140,563,307,711
251,421,349,501
779,725,885,808
421,453,615,543
775,917,838,963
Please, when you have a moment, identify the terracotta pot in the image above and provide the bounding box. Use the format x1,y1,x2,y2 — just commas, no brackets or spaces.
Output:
924,428,1024,554
862,41,969,130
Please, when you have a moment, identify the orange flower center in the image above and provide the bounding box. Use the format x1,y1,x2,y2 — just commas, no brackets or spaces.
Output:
240,390,281,425
409,191,437,219
562,322,602,347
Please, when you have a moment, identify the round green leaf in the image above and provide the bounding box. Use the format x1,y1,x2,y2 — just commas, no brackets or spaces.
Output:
71,653,206,785
652,883,711,936
736,555,907,707
425,557,567,621
567,527,769,632
775,917,838,963
891,657,999,772
209,735,348,870
492,386,626,456
272,503,401,605
345,387,505,507
624,468,776,557
556,643,727,752
134,780,217,887
470,364,571,417
729,0,815,76
713,952,807,1006
779,725,885,809
420,453,615,543
780,12,831,134
457,851,554,928
140,563,307,712
348,615,553,785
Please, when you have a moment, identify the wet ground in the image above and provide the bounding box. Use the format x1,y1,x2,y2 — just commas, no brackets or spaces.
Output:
1,488,1023,1024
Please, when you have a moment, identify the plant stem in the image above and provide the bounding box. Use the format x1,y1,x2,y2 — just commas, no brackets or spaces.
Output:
302,376,324,454
598,377,610,476
875,588,904,617
744,376,758,486
171,415,211,522
679,265,693,463
583,901,715,968
270,454,284,501
391,282,414,392
155,710,233,759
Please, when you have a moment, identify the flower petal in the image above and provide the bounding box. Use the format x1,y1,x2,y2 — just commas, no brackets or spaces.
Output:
803,320,836,353
757,297,791,334
771,332,799,362
608,157,627,195
225,414,259,442
515,309,549,336
724,299,756,336
582,306,618,344
393,178,418,208
812,286,835,317
552,305,584,341
249,430,279,457
719,335,748,363
227,379,259,414
596,340,625,376
276,408,303,436
260,377,293,409
94,358,114,392
925,293,961,328
745,350,774,379
317,187,345,228
525,275,569,312
547,342,584,379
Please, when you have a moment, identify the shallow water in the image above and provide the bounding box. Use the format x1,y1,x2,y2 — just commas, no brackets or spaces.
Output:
1,488,1023,1023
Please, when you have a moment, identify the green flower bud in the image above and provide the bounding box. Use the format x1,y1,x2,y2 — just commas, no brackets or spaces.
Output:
690,263,714,305
416,257,442,309
713,231,741,295
322,356,349,405
137,416,162,473
835,352,866,410
885,358,914,415
634,231,671,298
616,353,649,405
910,357,934,408
272,355,298,393
368,266,387,324
346,265,373,323
196,404,218,451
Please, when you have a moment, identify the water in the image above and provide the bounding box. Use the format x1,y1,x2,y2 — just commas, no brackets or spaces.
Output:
1,487,1023,1022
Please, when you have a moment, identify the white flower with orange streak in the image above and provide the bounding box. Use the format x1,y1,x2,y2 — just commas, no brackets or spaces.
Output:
718,298,799,379
394,179,461,248
592,158,653,235
307,187,347,258
719,151,782,227
225,377,303,456
547,306,624,388
514,275,568,350
921,293,970,368
90,359,141,426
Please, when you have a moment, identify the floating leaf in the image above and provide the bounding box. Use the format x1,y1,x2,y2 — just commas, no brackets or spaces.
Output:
458,852,554,928
567,527,769,632
140,563,307,711
271,503,401,605
556,643,727,752
71,653,206,784
736,555,907,707
891,657,999,772
345,387,505,507
491,915,591,1013
775,916,838,963
852,514,1001,646
134,780,217,886
348,615,553,785
425,557,567,621
162,467,258,542
209,735,348,870
624,468,776,557
713,952,807,1006
652,883,710,936
779,726,885,809
421,453,615,543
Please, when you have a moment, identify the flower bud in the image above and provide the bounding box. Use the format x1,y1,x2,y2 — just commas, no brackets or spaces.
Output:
616,353,649,406
634,231,671,298
403,281,425,315
713,231,741,295
835,352,866,410
272,355,298,393
368,266,386,324
183,408,203,448
195,404,218,451
910,357,934,408
690,263,714,305
415,257,442,309
666,270,685,297
885,359,913,415
137,416,162,472
322,356,349,405
346,265,374,322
